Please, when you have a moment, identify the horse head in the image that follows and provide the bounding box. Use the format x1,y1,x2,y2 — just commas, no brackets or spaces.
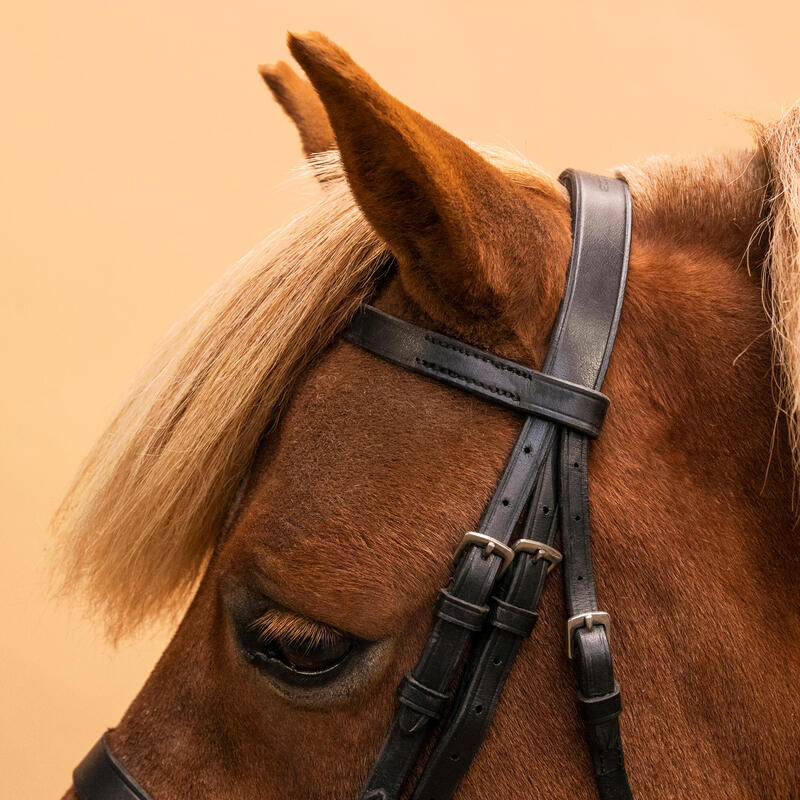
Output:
57,32,800,800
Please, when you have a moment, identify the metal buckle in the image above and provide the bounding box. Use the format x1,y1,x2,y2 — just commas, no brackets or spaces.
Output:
566,611,611,660
512,539,562,574
454,532,515,576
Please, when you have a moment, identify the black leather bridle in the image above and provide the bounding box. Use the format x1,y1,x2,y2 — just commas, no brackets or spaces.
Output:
74,169,634,800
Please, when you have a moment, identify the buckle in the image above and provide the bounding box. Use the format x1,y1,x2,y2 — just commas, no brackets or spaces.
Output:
454,532,514,576
566,611,611,660
513,539,562,574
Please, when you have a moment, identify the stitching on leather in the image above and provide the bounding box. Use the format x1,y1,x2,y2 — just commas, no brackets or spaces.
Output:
424,334,532,380
416,358,519,401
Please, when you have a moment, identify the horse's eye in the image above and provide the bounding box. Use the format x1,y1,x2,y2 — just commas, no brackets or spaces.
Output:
250,632,353,673
238,612,356,684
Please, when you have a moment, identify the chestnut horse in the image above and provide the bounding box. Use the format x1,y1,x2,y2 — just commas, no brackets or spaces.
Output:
56,32,800,800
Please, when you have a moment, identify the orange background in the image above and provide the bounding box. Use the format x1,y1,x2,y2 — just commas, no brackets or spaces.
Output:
3,1,799,795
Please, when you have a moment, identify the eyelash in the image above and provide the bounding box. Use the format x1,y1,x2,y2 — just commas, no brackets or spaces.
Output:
249,609,345,650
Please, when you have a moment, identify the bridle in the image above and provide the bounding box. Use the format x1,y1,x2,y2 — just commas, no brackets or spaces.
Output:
73,169,634,800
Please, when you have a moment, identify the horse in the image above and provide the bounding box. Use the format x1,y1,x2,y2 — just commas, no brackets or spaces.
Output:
55,31,800,800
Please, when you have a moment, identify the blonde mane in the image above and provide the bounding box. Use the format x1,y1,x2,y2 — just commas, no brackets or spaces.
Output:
54,118,800,639
54,154,386,639
759,107,800,476
54,147,555,639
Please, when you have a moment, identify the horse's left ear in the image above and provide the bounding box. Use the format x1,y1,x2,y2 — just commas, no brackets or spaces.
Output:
288,31,571,332
258,61,337,164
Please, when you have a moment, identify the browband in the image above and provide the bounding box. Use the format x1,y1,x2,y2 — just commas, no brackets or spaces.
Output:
72,170,634,800
344,307,610,437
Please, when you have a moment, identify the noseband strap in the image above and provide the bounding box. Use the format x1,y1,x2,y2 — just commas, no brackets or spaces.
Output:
73,170,633,800
74,734,154,800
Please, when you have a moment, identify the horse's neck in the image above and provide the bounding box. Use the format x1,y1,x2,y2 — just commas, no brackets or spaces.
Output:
620,150,770,265
624,148,794,529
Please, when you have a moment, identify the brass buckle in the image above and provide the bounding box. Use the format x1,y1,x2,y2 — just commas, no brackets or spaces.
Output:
566,611,611,660
454,532,514,576
513,539,562,574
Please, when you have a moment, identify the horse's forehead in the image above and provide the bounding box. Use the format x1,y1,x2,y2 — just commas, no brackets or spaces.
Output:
219,336,521,636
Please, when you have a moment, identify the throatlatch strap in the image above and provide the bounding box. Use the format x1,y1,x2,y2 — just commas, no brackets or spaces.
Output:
561,430,631,800
557,170,633,800
353,170,633,800
73,734,154,800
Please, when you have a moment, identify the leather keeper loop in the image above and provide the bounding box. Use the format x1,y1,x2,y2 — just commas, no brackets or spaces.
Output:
435,589,489,631
578,684,622,726
397,674,450,720
489,597,539,637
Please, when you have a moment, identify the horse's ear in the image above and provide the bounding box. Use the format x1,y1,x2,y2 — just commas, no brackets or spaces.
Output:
287,31,571,330
258,61,337,166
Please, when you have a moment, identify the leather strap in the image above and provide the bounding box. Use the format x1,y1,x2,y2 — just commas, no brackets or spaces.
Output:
73,733,153,800
355,170,633,800
558,169,633,800
344,306,610,437
561,427,631,799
